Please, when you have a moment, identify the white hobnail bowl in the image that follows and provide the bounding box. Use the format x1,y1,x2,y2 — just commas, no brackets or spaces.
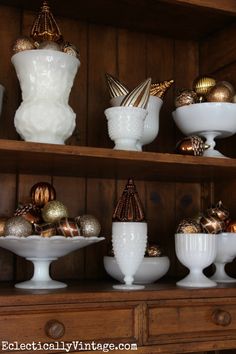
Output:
110,95,163,151
105,106,147,151
175,233,217,288
104,255,170,284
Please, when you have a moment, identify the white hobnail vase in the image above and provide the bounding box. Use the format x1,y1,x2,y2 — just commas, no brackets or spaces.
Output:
105,106,147,151
12,49,80,144
175,233,217,288
112,221,147,290
110,95,162,151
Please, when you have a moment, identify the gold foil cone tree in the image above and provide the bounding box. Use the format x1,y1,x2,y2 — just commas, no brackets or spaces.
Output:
30,0,62,43
105,73,129,98
150,79,174,98
112,178,146,222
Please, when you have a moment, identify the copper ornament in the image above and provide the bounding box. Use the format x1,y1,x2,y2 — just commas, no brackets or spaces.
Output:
34,222,57,237
207,201,230,222
4,216,32,237
63,42,79,58
176,136,209,156
30,0,63,43
206,83,233,102
112,178,146,222
0,217,8,236
145,244,163,257
75,215,101,237
150,79,174,99
105,73,129,98
193,76,216,100
12,36,36,54
42,200,68,223
121,78,151,109
30,182,56,208
14,203,41,224
200,215,224,234
57,217,81,237
175,89,197,108
226,220,236,233
219,81,235,96
176,219,202,234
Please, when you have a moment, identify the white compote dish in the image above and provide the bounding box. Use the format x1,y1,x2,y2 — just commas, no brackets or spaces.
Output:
172,102,236,158
0,235,104,289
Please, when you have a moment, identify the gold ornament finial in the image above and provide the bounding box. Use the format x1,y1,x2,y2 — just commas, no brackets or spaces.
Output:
121,78,151,109
30,0,63,43
105,73,129,98
150,79,174,98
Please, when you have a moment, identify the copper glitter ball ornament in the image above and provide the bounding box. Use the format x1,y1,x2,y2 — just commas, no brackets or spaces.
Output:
176,219,202,234
200,215,224,234
34,223,57,237
31,182,56,208
176,136,209,156
42,200,68,223
206,83,233,102
193,76,216,100
226,220,236,233
75,214,101,237
12,36,36,54
57,217,81,237
0,217,8,236
175,89,197,108
14,203,41,224
207,201,230,222
4,216,32,237
145,244,163,257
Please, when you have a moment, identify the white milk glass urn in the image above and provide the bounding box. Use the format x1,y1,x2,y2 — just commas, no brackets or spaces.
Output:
12,49,80,144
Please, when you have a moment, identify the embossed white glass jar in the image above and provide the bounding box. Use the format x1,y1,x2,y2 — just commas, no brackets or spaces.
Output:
12,49,80,144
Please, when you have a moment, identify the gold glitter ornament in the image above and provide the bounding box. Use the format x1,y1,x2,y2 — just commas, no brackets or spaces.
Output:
42,200,68,223
200,215,224,234
206,83,233,102
121,78,151,109
176,219,202,233
175,89,197,108
30,0,63,43
30,182,56,208
12,36,36,54
176,136,209,156
0,217,8,236
193,76,216,101
105,73,129,99
4,216,32,237
145,244,163,257
150,79,174,99
75,215,101,237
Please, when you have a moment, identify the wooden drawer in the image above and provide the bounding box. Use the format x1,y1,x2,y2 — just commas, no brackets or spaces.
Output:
0,302,140,346
145,298,236,345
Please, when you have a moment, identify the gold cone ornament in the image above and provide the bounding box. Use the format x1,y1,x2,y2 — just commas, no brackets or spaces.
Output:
121,78,151,109
150,79,174,98
30,0,62,43
105,73,129,98
112,178,146,222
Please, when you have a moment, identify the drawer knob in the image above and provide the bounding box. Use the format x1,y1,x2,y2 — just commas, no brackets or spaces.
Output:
45,319,65,339
212,309,231,326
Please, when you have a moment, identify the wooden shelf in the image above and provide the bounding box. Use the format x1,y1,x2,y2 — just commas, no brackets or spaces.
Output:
1,0,236,39
0,139,235,182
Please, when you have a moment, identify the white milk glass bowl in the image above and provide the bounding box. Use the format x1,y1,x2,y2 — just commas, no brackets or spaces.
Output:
173,102,236,158
211,232,236,283
175,233,217,288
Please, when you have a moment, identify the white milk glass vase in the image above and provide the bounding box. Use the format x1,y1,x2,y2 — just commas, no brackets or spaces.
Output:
12,49,80,144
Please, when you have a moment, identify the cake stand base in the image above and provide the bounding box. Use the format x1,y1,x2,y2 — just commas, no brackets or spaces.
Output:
15,279,67,289
113,284,145,290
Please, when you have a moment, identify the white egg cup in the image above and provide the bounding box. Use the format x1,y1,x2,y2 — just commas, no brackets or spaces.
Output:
175,233,217,288
105,106,147,151
110,95,163,151
211,232,236,283
12,49,80,144
0,235,104,289
112,222,147,290
173,102,236,158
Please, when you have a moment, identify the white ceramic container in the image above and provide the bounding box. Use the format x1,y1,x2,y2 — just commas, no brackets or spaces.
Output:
112,222,147,290
12,49,80,144
175,233,217,288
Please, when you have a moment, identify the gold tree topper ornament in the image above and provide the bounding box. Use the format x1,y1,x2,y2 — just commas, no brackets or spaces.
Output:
121,78,151,109
105,73,129,98
112,178,146,222
30,0,63,43
150,79,174,98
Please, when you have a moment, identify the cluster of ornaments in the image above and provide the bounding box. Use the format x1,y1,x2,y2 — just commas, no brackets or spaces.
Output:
175,76,235,108
12,0,79,58
1,182,101,238
176,200,236,234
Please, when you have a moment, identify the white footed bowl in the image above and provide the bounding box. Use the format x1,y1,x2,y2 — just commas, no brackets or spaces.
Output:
104,255,170,284
175,233,217,288
173,102,236,158
105,106,147,151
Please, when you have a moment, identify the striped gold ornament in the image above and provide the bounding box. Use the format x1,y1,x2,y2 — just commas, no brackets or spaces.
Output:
121,78,151,109
105,73,129,98
193,76,216,98
150,79,174,98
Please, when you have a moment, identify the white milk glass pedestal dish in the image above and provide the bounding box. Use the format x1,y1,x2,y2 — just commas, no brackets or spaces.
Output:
173,103,236,158
175,233,217,288
110,95,163,151
211,232,236,283
0,235,104,289
112,222,147,290
12,49,80,144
